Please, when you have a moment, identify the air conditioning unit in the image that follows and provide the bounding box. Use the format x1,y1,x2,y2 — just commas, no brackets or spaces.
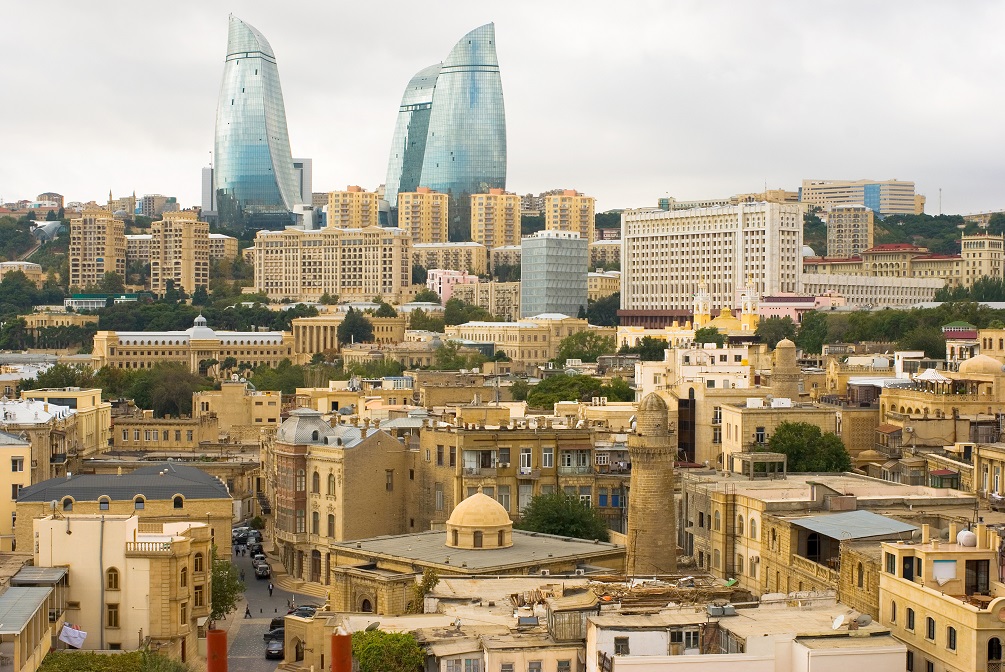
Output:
575,569,586,576
498,463,509,468
540,569,550,576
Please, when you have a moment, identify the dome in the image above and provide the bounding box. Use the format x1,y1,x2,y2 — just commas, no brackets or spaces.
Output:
638,393,668,412
802,245,816,257
957,354,1003,376
856,449,886,463
776,338,796,349
445,492,514,550
113,209,129,219
276,408,337,445
186,315,216,340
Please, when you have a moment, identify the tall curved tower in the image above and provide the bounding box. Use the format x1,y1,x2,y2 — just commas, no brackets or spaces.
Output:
213,15,299,229
384,23,507,238
627,393,678,575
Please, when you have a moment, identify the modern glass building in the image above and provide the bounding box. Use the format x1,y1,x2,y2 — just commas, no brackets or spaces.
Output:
521,230,588,318
384,23,507,240
214,15,299,229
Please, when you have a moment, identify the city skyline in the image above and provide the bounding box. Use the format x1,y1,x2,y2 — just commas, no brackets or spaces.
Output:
2,1,1004,215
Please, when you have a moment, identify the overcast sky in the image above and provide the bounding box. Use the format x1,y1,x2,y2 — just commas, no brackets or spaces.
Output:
2,1,1003,215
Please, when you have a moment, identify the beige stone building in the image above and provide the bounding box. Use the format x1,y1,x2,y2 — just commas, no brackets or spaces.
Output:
0,397,80,484
150,210,209,295
413,241,488,275
445,315,611,365
825,204,874,258
254,225,412,303
125,233,151,264
69,208,126,289
20,387,111,462
0,431,31,552
290,313,408,360
488,245,521,274
22,311,99,337
589,240,621,269
192,380,281,441
112,414,220,451
800,178,924,216
451,281,521,321
208,233,238,261
545,189,595,244
339,341,440,370
0,261,44,288
470,189,521,248
327,185,380,228
397,187,449,245
34,514,211,661
588,270,620,301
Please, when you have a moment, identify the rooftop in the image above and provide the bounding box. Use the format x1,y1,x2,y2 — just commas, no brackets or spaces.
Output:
0,587,52,634
18,462,230,503
788,510,917,540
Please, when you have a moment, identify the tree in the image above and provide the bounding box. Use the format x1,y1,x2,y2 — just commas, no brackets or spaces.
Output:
764,422,851,472
374,301,398,318
130,363,210,417
411,264,428,285
220,356,238,376
319,292,339,305
587,293,620,326
510,379,529,401
351,630,425,672
694,326,725,347
210,546,245,622
795,311,829,354
412,288,441,304
756,316,797,349
619,336,668,361
555,331,616,365
444,298,496,326
407,568,439,614
191,286,209,306
409,308,445,332
899,325,946,359
20,363,95,392
516,491,610,541
522,373,634,407
336,307,374,345
431,342,487,370
98,271,126,294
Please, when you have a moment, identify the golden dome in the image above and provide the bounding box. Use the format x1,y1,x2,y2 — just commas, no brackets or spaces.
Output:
958,354,1003,376
445,493,513,550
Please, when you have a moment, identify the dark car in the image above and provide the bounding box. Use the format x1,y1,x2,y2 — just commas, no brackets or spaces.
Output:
265,638,284,659
289,605,317,619
263,627,284,641
248,542,264,555
270,616,285,630
247,530,263,542
233,534,248,547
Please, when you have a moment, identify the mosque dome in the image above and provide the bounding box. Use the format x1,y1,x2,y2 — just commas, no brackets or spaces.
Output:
958,354,1003,376
445,492,513,549
638,393,668,412
802,245,816,257
776,338,796,349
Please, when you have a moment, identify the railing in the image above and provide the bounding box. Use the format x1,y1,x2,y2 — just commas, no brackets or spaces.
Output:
988,662,1002,672
463,466,497,477
125,541,173,555
517,468,542,479
791,554,839,583
557,465,593,475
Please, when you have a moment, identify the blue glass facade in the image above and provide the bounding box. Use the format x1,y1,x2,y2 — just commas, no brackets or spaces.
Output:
385,24,507,238
214,15,299,229
863,184,881,215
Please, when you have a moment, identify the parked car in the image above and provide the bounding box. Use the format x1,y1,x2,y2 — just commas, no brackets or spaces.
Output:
263,627,284,641
248,542,264,556
255,564,271,579
269,616,285,630
289,605,317,619
234,535,249,547
265,638,284,659
252,553,267,567
232,526,251,540
247,530,263,542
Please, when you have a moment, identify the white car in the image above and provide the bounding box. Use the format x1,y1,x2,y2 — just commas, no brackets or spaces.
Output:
232,526,251,540
252,554,268,567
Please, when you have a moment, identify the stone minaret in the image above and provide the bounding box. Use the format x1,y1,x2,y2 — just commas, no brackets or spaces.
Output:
771,338,801,400
626,392,678,576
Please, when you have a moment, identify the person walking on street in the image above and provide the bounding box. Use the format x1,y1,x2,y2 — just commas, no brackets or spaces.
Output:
234,546,239,557
268,583,274,597
240,569,245,581
244,605,251,619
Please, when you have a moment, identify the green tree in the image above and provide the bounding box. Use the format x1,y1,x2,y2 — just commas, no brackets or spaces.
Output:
492,263,521,282
407,568,439,614
796,311,829,354
412,288,441,304
351,630,425,672
432,342,487,370
587,292,620,326
756,316,797,349
619,336,668,361
444,298,496,326
521,214,545,236
526,373,606,407
411,264,428,285
555,331,616,365
510,379,529,401
336,307,374,345
694,326,725,347
98,271,126,294
899,325,946,359
516,491,610,541
764,422,851,472
409,308,445,332
20,363,95,391
210,546,245,622
220,356,238,375
374,301,398,318
129,363,210,417
319,292,339,305
191,286,209,306
599,376,634,402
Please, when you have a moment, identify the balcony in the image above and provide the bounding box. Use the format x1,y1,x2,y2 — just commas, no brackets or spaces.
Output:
463,466,497,477
791,554,839,584
517,467,542,479
125,541,174,556
557,465,593,475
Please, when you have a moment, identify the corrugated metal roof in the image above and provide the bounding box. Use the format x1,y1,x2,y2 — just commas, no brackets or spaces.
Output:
11,566,67,585
17,462,229,502
0,587,51,634
790,510,916,541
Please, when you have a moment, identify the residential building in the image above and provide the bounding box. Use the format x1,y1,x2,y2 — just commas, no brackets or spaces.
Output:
826,204,874,258
34,514,211,661
213,15,300,228
521,230,588,318
327,186,381,228
620,203,802,327
588,270,620,301
20,387,111,462
800,179,925,217
0,397,79,484
427,269,478,303
112,413,218,452
36,192,64,209
140,194,177,217
0,431,31,552
0,261,44,288
253,225,412,303
445,315,608,365
397,187,449,244
489,244,521,273
451,281,521,321
125,234,151,264
413,241,488,275
758,292,846,323
545,190,595,244
800,273,944,308
150,210,210,295
64,293,138,311
192,380,282,442
471,189,521,248
69,208,126,289
208,233,238,261
589,240,621,269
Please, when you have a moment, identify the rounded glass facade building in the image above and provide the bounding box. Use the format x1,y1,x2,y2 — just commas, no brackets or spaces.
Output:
213,15,299,229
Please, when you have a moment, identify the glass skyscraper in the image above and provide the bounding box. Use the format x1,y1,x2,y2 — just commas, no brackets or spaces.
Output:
384,23,507,240
214,15,299,229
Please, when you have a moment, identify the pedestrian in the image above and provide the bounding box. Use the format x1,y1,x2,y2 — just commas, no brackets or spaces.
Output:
240,569,245,581
244,605,251,619
234,546,239,557
268,583,274,597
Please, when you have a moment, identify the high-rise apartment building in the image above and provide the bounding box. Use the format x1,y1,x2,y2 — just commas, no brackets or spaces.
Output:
213,15,300,229
826,204,874,258
327,186,381,228
412,242,487,275
800,179,925,217
208,233,239,261
545,190,596,244
140,194,177,217
620,203,803,327
521,230,588,318
254,226,411,303
397,187,449,244
69,208,126,289
385,24,506,239
150,211,210,295
470,189,521,248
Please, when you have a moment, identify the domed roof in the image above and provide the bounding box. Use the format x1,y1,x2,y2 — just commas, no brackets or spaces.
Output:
776,338,796,349
276,408,337,445
802,245,816,257
856,449,886,462
958,354,1003,376
186,315,216,340
446,492,511,529
638,392,668,412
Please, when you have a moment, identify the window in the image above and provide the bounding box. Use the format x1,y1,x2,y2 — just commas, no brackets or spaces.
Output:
194,553,204,573
528,663,541,672
857,563,864,588
106,568,119,590
473,531,483,548
498,448,510,464
736,554,744,574
296,509,306,533
926,617,935,640
106,603,120,628
10,484,20,500
736,516,744,535
134,496,145,510
437,445,444,466
180,566,188,587
385,470,394,492
925,662,933,672
947,625,956,651
10,457,22,472
311,471,320,493
435,483,444,511
890,600,897,623
542,446,554,468
614,637,630,655
907,608,915,631
180,602,187,624
173,496,184,509
500,665,514,672
749,518,757,539
328,514,335,537
712,406,722,424
62,497,73,512
312,512,319,535
295,470,306,491
557,662,571,672
175,430,181,441
134,430,140,441
885,552,896,574
449,447,456,467
906,651,913,671
713,549,720,568
755,427,766,443
194,585,204,607
713,426,722,444
599,488,608,507
99,497,110,511
714,510,720,530
186,430,193,442
497,485,510,511
121,429,128,442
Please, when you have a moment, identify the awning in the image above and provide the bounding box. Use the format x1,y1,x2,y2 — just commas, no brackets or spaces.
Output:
197,617,208,627
876,424,903,434
882,460,901,471
930,469,957,477
790,510,917,541
915,368,951,384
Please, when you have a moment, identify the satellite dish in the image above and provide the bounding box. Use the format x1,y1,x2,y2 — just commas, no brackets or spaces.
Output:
364,622,380,632
855,614,873,627
831,614,845,630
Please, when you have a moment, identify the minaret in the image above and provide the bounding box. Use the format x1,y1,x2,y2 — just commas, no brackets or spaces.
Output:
626,392,678,576
693,280,711,328
771,338,800,399
739,276,760,332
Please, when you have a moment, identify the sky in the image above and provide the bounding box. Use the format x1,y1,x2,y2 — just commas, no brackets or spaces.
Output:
2,1,1003,215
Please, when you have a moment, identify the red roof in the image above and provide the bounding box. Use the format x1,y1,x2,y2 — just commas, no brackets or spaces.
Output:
930,469,957,477
864,243,925,252
803,256,862,263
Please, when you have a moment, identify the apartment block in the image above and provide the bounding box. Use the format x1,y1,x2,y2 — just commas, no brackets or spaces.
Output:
488,245,521,273
413,242,487,275
426,269,478,303
208,233,238,261
125,234,151,264
521,230,588,318
800,179,925,217
192,380,282,442
150,210,209,295
140,194,177,217
20,387,111,461
397,187,449,245
588,270,620,301
445,315,607,365
589,240,621,269
451,281,522,321
327,186,381,228
470,189,521,248
545,189,596,244
826,204,874,258
0,432,31,552
69,208,126,289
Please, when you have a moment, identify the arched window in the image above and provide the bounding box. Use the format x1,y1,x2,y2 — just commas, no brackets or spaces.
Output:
452,529,459,546
736,516,744,535
194,553,204,573
327,514,335,537
311,471,320,494
749,518,757,540
180,566,188,587
498,530,505,546
473,531,483,548
713,511,721,531
106,567,119,590
62,497,73,512
857,562,864,588
989,637,1002,663
134,496,145,510
311,430,319,442
173,495,184,509
296,470,306,491
327,474,336,496
98,497,110,511
312,511,319,535
770,529,777,550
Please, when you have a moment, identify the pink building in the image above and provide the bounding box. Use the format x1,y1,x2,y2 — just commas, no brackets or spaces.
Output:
759,292,846,323
426,269,479,303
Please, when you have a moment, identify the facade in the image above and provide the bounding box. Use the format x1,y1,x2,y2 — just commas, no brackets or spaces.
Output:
426,269,478,303
451,281,521,321
521,230,588,318
801,273,944,308
125,234,151,264
800,179,925,216
0,261,44,288
213,15,300,228
208,233,238,261
545,190,595,244
20,387,111,462
396,187,449,244
0,397,79,484
69,208,126,289
327,186,381,228
588,270,621,301
471,189,521,248
0,431,31,552
589,240,621,269
489,244,521,272
384,23,506,239
150,211,210,295
140,194,177,217
826,204,874,258
192,380,282,442
445,315,607,365
253,226,411,303
290,313,408,359
619,203,802,327
413,241,488,275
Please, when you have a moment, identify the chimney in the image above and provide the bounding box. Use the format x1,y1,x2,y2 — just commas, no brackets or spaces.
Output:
949,521,959,543
977,523,988,549
921,524,931,544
